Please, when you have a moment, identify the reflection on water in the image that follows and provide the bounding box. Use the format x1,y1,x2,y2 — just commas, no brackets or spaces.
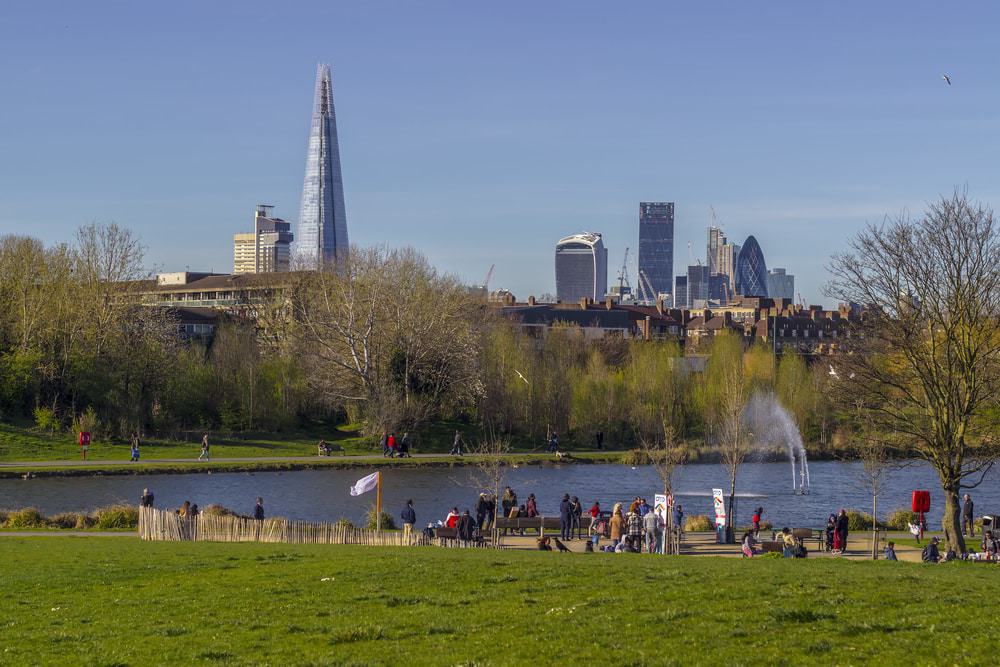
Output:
0,461,994,530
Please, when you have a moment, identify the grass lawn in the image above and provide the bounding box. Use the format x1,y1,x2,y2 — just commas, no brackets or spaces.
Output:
1,538,996,665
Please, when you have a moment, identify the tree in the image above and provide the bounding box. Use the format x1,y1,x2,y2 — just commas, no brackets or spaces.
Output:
851,401,895,559
717,361,751,543
639,422,686,553
827,191,1000,553
468,431,512,545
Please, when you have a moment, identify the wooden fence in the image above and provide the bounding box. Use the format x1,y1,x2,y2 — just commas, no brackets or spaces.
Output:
138,506,497,548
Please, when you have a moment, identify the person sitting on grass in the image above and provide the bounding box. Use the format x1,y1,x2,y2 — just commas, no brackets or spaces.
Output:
921,536,941,563
780,527,796,558
884,541,898,561
741,530,756,558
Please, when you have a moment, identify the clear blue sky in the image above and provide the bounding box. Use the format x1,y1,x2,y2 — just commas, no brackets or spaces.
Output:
3,2,999,305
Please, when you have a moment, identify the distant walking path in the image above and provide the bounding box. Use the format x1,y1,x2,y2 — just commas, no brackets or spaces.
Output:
0,453,466,469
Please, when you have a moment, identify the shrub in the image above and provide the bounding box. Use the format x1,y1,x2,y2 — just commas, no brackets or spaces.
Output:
33,407,59,433
845,509,886,531
620,449,650,466
885,508,916,531
71,407,100,440
365,507,396,531
760,520,774,531
201,504,237,517
93,504,138,530
49,512,93,529
334,518,355,529
5,507,47,528
685,515,713,532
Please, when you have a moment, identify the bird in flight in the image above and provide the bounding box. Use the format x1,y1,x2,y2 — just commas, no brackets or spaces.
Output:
942,74,952,85
514,369,530,385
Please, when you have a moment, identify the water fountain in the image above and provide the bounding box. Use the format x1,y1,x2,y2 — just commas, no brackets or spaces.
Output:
744,392,810,494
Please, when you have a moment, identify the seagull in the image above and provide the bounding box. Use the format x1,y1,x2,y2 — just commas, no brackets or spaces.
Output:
942,74,952,85
514,369,530,386
828,364,839,379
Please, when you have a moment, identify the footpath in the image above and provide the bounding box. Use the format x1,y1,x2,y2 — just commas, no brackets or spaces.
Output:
0,453,452,469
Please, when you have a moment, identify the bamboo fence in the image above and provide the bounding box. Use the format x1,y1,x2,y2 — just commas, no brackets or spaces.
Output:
138,507,498,549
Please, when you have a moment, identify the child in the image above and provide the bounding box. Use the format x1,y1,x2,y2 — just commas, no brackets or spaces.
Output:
884,541,897,561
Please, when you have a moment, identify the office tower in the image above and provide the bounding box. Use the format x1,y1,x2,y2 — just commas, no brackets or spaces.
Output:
735,235,769,297
293,63,348,269
719,242,739,293
707,226,726,274
708,273,729,302
674,276,688,309
638,202,674,298
555,232,608,302
233,205,294,274
687,265,710,307
767,268,795,300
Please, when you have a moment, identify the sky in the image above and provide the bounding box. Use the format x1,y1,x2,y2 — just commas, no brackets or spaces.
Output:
3,2,1000,306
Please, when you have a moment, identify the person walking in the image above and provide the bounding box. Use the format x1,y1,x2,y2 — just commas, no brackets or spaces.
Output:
140,488,154,508
400,500,416,541
643,506,663,553
835,509,849,554
450,430,464,456
398,432,411,458
380,430,389,457
963,494,975,537
199,434,210,461
547,432,559,453
672,503,685,539
387,432,397,458
825,514,836,551
752,507,764,539
626,507,643,552
559,494,573,541
130,433,140,462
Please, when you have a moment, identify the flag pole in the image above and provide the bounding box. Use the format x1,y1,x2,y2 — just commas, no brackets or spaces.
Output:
376,471,382,533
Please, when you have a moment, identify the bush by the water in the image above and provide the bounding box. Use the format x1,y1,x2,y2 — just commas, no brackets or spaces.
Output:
685,515,713,532
885,508,916,531
844,510,886,531
201,504,237,517
366,507,396,531
0,505,137,530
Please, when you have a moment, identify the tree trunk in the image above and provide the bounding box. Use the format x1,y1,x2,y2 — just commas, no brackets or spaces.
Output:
942,485,965,553
871,492,878,560
726,475,736,544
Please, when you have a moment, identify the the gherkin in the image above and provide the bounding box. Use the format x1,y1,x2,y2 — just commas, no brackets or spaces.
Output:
294,64,348,269
735,235,769,297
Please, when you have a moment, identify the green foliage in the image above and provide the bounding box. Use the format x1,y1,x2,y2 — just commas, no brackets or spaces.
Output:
93,504,139,530
365,507,396,531
885,508,916,531
201,504,237,518
32,406,58,433
48,512,94,529
4,507,46,528
844,510,886,531
71,406,100,440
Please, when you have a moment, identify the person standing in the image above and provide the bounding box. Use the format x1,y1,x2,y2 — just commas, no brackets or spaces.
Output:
450,430,463,456
752,507,763,539
825,514,837,551
456,510,475,544
570,496,583,539
445,507,459,529
199,434,210,461
963,494,975,537
501,487,516,523
130,433,140,462
253,497,265,521
626,507,643,551
398,432,411,458
643,506,663,553
609,503,625,543
673,504,685,538
387,432,397,458
380,430,389,458
140,488,154,507
595,430,604,450
475,493,489,531
559,494,572,541
548,432,559,453
835,509,849,553
401,500,416,540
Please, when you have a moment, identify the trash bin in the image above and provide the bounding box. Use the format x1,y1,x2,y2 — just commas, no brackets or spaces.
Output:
981,515,1000,533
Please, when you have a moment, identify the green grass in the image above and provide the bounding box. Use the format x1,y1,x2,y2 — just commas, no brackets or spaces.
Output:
1,537,996,665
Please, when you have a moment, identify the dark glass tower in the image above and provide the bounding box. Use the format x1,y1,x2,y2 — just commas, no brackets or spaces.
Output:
638,202,674,298
735,235,769,297
294,64,348,269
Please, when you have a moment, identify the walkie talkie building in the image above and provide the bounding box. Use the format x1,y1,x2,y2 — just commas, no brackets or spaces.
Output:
294,64,349,269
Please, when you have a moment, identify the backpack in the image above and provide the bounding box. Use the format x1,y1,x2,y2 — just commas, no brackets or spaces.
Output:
921,545,931,562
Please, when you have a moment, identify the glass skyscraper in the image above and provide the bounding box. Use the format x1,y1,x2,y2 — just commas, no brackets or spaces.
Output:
294,64,348,269
735,235,769,297
555,232,608,302
638,202,674,298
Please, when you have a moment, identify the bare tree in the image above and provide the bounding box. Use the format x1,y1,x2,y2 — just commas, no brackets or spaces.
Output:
851,401,896,559
828,191,1000,553
468,431,512,546
639,421,686,553
717,362,751,544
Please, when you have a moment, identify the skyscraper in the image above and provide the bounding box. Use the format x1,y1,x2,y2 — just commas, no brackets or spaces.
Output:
234,205,294,274
707,226,725,274
674,276,688,309
293,64,348,269
767,268,795,300
638,202,674,298
555,232,608,302
735,236,769,297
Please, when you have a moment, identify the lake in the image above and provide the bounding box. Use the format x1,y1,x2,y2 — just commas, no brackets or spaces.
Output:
2,461,995,530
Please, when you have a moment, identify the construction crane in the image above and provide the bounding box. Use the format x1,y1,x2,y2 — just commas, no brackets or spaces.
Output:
638,270,657,304
797,292,805,308
481,264,495,291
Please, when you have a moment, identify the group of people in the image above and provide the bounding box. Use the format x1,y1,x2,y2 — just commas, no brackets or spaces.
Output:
380,431,412,458
600,497,682,554
826,510,851,553
139,487,266,523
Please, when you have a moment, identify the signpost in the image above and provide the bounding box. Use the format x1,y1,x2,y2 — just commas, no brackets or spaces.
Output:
712,488,727,544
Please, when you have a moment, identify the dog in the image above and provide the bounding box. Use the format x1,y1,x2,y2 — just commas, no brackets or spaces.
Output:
553,538,572,553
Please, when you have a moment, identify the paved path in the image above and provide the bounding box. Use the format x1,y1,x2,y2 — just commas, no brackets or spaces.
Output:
0,453,466,469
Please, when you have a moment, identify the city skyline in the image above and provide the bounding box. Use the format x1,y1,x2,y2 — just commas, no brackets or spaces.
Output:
4,3,1000,306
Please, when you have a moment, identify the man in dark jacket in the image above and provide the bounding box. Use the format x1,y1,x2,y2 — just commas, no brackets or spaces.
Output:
475,493,488,530
922,536,941,563
836,509,849,553
559,493,572,540
456,510,475,543
400,500,416,533
140,488,155,508
963,494,975,537
254,497,265,521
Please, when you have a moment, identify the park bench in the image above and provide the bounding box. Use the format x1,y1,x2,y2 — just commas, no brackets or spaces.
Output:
792,528,826,552
760,540,784,554
494,516,594,537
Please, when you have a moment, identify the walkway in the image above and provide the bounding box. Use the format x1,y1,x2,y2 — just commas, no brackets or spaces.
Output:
0,453,462,469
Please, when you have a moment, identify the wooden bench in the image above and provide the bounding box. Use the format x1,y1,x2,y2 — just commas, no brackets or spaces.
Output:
792,528,826,552
494,516,593,537
760,540,784,554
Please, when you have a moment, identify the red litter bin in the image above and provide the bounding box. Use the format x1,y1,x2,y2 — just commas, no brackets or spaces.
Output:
912,490,930,539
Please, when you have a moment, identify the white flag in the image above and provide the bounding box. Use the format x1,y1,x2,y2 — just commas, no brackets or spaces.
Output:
350,472,379,496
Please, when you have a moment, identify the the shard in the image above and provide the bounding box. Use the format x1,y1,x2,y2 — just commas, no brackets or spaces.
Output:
294,64,348,269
